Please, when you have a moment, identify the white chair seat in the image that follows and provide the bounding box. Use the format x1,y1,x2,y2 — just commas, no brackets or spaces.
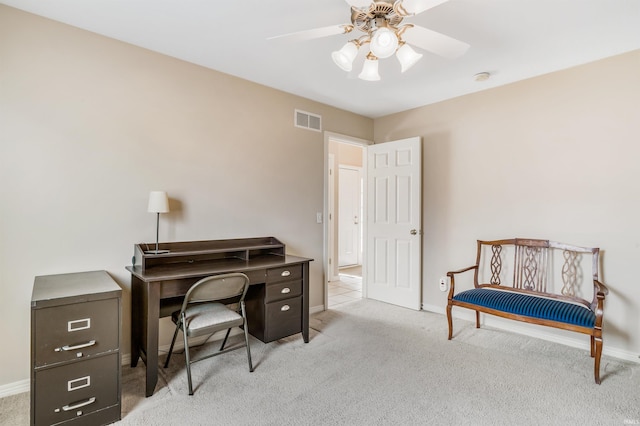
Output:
173,303,244,337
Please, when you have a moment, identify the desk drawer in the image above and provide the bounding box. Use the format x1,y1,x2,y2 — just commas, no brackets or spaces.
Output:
266,265,302,283
33,353,119,426
244,269,267,285
34,299,119,367
159,270,267,299
265,280,302,303
265,296,302,342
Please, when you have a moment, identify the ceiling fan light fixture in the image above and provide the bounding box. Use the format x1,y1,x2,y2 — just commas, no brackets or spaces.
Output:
398,0,447,16
396,43,423,72
331,41,359,72
358,55,381,81
370,27,399,59
398,0,420,15
269,0,469,84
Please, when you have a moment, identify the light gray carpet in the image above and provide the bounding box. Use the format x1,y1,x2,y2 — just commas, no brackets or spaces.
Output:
4,299,640,425
0,390,29,425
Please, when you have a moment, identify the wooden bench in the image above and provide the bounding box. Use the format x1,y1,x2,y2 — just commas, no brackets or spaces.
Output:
446,238,609,383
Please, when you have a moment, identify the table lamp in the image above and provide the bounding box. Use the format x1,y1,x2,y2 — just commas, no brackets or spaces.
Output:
147,191,170,254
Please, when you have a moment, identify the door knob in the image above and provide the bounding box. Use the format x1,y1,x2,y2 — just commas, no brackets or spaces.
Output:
410,229,417,235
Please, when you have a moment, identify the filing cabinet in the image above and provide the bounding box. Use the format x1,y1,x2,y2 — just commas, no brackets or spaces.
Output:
31,271,121,426
246,264,303,342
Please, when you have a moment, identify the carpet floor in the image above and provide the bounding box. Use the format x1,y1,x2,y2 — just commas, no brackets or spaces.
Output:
4,299,640,425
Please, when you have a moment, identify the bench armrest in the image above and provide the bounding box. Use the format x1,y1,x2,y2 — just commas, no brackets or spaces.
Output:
447,265,478,277
446,265,478,299
593,279,608,328
594,279,609,298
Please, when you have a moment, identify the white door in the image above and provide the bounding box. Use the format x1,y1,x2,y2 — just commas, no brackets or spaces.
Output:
338,166,361,267
366,137,422,310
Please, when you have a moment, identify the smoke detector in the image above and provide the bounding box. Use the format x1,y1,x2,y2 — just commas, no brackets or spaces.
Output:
474,72,491,82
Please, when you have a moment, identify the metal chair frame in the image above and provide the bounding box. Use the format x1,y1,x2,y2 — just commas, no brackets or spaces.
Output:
163,272,254,395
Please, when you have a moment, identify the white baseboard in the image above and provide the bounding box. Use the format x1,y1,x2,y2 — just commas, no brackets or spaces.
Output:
422,303,640,364
0,379,29,398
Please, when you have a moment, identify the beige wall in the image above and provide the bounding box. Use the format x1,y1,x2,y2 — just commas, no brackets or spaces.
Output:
337,143,364,168
0,6,372,388
375,49,640,358
2,3,639,393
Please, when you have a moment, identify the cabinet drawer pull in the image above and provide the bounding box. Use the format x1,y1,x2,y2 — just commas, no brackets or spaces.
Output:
55,340,96,352
281,287,291,294
280,270,291,277
280,305,290,312
61,397,96,412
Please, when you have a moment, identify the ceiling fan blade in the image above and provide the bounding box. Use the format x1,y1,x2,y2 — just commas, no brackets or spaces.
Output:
399,0,450,15
402,25,469,59
343,0,372,8
267,24,349,42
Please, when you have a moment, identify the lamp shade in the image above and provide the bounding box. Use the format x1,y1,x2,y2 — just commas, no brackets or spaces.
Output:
148,191,169,213
332,41,359,72
370,27,399,59
358,57,381,81
396,43,423,72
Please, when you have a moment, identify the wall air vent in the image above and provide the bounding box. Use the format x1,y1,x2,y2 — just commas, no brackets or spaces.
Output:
294,109,322,132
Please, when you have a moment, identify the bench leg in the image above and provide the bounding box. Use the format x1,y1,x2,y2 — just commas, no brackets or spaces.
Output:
594,336,603,384
475,311,480,328
446,304,453,340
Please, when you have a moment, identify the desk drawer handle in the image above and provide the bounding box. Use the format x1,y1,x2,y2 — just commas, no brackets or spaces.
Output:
61,397,96,412
281,305,290,312
281,287,291,294
280,270,291,277
55,340,96,352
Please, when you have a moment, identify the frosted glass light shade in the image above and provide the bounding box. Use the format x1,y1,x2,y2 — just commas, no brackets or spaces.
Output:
370,28,399,59
358,58,381,81
332,42,359,72
148,191,169,213
396,43,423,72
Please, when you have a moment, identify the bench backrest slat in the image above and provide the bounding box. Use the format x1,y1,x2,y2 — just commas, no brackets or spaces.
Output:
514,244,548,293
474,238,600,309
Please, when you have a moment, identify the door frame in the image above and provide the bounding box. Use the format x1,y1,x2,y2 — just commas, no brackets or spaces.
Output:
323,132,371,310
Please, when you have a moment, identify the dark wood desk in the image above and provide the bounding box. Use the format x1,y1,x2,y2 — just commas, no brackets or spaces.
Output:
126,237,312,397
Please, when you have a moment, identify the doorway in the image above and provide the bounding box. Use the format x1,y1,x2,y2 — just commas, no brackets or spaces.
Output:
338,165,362,268
324,134,423,311
325,133,367,309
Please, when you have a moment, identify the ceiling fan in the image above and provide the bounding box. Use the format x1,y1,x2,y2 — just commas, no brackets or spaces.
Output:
268,0,469,81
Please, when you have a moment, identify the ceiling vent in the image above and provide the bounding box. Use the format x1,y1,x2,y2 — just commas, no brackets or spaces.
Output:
295,109,322,132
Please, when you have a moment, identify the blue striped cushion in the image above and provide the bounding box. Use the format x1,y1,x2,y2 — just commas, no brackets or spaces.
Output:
453,288,595,328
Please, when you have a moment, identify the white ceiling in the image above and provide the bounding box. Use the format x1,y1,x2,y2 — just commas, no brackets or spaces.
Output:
4,0,640,118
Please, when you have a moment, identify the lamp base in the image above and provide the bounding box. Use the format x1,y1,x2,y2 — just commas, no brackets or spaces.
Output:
145,250,170,255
